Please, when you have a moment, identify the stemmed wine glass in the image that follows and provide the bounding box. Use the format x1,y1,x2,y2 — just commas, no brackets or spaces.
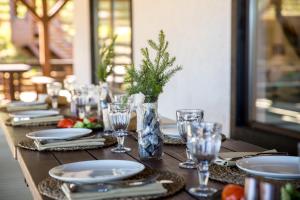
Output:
46,82,62,109
176,109,204,168
108,102,131,153
187,121,222,197
73,85,88,119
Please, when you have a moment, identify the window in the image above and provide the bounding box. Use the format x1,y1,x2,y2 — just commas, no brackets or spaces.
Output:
232,0,300,154
249,0,300,132
91,0,132,88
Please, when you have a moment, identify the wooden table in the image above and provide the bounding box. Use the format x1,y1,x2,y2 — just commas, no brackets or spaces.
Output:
0,111,266,200
0,64,31,100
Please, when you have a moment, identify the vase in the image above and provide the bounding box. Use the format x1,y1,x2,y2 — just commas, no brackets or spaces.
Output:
138,102,163,160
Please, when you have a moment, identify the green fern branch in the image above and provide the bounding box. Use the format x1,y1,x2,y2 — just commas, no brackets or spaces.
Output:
125,30,182,103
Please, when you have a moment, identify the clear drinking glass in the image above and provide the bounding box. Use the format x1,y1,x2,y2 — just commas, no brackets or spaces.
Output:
83,84,97,114
108,102,131,153
187,121,222,197
73,85,88,119
46,82,62,109
176,109,204,169
113,94,128,103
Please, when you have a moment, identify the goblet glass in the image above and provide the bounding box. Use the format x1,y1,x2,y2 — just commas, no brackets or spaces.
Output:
187,121,222,197
108,102,131,153
176,109,204,169
46,82,62,109
113,94,128,103
83,84,97,114
73,85,88,119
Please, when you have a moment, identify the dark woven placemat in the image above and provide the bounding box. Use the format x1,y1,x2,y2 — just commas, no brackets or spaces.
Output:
163,135,184,145
209,164,300,187
18,136,117,151
38,168,185,200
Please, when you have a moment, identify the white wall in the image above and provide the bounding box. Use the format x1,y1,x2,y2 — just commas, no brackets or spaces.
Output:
132,0,232,135
73,0,92,84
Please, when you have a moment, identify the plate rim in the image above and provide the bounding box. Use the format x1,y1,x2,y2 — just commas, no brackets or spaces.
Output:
10,110,59,118
26,128,92,140
49,160,145,183
236,156,300,179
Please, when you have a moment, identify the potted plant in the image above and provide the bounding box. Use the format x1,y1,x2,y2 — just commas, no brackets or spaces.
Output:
126,30,182,160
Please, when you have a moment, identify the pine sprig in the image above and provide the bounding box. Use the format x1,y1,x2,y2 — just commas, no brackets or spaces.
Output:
125,30,182,103
97,36,117,82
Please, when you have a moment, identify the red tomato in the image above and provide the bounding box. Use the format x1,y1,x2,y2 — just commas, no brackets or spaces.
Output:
88,117,97,122
57,119,75,128
222,184,244,200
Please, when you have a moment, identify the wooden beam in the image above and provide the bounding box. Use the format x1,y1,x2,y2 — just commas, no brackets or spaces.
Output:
18,0,41,20
38,0,51,76
48,0,69,20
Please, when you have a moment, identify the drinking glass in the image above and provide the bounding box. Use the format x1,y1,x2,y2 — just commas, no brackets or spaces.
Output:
113,94,128,103
83,84,97,114
187,121,222,197
46,82,62,109
73,85,88,119
176,109,204,168
108,102,131,153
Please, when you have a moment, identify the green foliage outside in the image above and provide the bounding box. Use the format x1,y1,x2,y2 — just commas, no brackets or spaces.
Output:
97,36,117,82
125,30,182,103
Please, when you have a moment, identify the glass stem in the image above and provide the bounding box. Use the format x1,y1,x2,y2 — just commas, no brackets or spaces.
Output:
197,161,209,188
52,97,58,109
186,148,194,162
117,135,125,149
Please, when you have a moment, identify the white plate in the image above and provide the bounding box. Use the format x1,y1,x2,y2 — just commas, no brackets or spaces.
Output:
26,128,92,140
8,101,45,107
49,160,145,183
236,156,300,179
161,124,181,138
10,110,59,118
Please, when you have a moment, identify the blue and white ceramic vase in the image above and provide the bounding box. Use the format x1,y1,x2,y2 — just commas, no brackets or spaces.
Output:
138,102,163,160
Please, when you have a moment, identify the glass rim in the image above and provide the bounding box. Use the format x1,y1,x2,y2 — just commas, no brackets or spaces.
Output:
195,121,222,131
176,109,204,113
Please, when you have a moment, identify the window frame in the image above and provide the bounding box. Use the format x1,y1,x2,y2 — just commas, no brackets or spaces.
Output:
231,0,300,155
89,0,133,84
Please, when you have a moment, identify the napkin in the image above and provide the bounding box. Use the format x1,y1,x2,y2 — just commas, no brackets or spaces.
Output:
215,149,278,167
161,125,181,139
61,182,167,200
7,102,48,112
10,115,63,126
34,137,105,151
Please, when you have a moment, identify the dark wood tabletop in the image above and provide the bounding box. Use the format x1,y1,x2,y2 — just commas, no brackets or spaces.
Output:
0,110,266,200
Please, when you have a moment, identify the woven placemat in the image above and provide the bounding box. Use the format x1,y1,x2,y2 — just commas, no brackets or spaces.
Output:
18,136,117,151
209,164,300,187
38,168,185,200
163,135,184,145
163,133,226,145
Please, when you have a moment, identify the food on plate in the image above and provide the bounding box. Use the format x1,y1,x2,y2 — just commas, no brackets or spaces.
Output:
57,118,103,129
57,118,75,128
222,184,244,200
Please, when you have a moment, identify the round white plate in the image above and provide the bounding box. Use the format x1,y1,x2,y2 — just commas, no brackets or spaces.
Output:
161,124,181,138
26,128,92,140
10,110,59,118
49,160,145,183
236,156,300,179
